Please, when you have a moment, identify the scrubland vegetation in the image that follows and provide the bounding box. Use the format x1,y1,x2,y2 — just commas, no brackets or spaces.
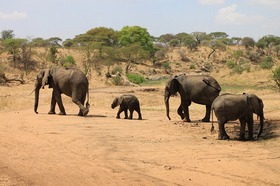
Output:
1,27,280,89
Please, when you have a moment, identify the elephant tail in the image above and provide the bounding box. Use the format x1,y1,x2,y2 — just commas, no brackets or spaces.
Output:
86,90,90,109
210,107,215,133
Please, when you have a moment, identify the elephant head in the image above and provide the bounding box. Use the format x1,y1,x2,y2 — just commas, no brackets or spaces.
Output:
247,93,264,138
34,69,51,114
164,75,182,120
111,96,123,109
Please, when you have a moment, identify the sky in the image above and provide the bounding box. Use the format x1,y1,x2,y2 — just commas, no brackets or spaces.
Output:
0,0,279,41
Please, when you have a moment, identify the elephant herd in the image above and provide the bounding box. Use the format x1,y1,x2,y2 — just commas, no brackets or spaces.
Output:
33,67,264,141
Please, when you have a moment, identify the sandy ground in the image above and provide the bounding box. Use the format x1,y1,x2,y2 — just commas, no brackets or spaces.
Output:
0,83,280,186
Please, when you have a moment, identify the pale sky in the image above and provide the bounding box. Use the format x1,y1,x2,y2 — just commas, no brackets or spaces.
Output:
0,0,279,41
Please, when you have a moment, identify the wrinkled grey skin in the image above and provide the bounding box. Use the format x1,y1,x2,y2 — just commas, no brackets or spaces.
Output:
164,74,221,122
111,95,142,120
34,66,90,116
211,93,264,140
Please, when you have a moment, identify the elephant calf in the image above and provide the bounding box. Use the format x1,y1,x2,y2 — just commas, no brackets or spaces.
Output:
111,95,142,120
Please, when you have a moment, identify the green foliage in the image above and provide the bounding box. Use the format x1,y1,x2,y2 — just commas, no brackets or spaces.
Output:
241,37,255,48
232,50,244,59
126,73,145,84
111,66,123,74
162,61,171,70
111,75,123,86
259,56,274,69
86,27,118,46
47,46,59,64
60,55,76,67
119,26,154,53
272,66,280,88
1,30,14,40
190,64,196,69
227,60,250,74
226,60,236,69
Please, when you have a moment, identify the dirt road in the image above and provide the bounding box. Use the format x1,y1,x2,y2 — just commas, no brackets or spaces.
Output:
0,85,279,186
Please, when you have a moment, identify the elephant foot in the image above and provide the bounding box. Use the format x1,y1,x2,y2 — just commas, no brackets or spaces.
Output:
218,134,230,140
138,117,142,120
48,111,56,115
116,116,120,119
201,118,210,122
58,112,66,115
82,108,89,116
183,118,191,122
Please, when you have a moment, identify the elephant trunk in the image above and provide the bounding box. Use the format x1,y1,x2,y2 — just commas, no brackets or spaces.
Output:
34,86,40,114
164,91,171,120
257,114,264,138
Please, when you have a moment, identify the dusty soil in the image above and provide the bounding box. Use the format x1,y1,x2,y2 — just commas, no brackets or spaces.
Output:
0,83,280,186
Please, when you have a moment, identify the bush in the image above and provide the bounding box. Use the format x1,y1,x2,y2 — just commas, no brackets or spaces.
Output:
226,60,235,69
272,66,280,89
111,66,123,74
260,56,274,69
60,55,76,67
111,75,123,86
126,73,145,84
162,61,171,70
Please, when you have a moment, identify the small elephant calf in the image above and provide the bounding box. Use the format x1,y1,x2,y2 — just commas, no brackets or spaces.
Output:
111,95,142,120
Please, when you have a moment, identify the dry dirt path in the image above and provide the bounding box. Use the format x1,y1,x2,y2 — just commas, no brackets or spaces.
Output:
0,86,279,186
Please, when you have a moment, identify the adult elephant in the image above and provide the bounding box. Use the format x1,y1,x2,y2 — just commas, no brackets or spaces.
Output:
211,93,264,140
164,74,221,122
34,66,90,116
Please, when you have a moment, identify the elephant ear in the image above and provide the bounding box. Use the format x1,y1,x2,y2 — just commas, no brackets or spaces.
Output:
41,69,50,89
168,76,181,95
118,96,124,105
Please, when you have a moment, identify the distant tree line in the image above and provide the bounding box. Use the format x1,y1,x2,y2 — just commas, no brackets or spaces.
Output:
1,27,280,87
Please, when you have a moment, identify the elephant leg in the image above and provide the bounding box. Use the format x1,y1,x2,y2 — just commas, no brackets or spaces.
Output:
218,120,230,140
239,118,246,141
201,105,211,122
177,105,184,120
136,107,142,120
116,108,123,119
53,91,66,115
247,115,254,140
129,109,134,120
182,101,191,122
72,96,88,116
124,109,128,119
48,92,56,114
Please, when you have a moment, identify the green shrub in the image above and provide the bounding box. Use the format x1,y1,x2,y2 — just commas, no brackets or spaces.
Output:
112,75,123,86
162,61,171,70
260,56,274,69
60,55,76,67
226,60,235,69
126,73,145,84
233,64,244,74
111,66,123,74
190,64,196,69
272,66,280,88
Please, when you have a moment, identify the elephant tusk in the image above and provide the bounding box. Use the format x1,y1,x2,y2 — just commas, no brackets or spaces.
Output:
29,88,36,96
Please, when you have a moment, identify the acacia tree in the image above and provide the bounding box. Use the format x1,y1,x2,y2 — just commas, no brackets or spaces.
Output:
1,30,14,40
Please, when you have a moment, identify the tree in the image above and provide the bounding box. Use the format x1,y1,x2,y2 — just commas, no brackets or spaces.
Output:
158,34,175,47
118,26,154,53
1,30,14,40
47,37,62,47
117,44,149,74
30,37,49,47
191,32,208,45
2,38,26,66
203,40,226,59
241,37,255,49
208,32,228,40
86,27,118,47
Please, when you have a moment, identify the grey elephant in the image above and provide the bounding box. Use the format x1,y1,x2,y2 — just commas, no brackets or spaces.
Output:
34,66,90,116
211,93,264,140
111,95,142,120
164,74,221,122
